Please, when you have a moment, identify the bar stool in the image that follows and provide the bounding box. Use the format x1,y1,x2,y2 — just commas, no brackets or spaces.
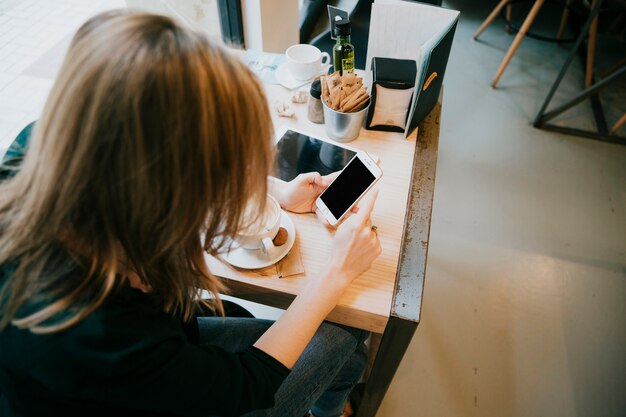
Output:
611,113,626,135
474,0,546,88
478,0,623,90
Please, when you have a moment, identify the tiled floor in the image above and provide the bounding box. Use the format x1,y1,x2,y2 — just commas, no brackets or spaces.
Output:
1,1,625,417
0,0,125,150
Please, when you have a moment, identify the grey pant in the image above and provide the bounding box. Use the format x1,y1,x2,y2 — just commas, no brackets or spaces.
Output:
197,317,368,417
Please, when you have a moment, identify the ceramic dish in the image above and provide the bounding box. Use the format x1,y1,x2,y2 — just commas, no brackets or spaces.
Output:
222,210,296,269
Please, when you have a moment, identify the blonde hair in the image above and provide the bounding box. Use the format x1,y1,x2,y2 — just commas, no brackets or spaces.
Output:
0,11,274,333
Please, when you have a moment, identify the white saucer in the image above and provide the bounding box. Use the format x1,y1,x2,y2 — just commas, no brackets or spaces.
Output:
222,211,296,270
275,62,329,90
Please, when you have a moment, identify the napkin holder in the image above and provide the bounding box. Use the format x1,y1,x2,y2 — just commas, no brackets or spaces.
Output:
366,57,417,132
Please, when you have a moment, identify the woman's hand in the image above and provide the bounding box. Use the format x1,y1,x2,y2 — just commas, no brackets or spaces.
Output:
270,172,339,214
325,189,381,284
254,188,381,369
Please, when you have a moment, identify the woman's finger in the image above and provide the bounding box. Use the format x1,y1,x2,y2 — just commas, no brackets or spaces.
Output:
294,172,321,186
353,189,379,225
319,171,340,187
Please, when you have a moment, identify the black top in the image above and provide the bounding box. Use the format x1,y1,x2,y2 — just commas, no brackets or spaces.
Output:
0,124,290,417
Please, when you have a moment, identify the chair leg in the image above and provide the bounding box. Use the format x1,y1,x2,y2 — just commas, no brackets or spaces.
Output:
505,2,513,33
610,113,626,136
586,0,599,87
474,0,509,40
599,57,626,78
492,0,546,88
557,0,574,40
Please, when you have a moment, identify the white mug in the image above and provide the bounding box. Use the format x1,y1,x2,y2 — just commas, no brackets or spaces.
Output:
234,195,281,256
286,44,331,81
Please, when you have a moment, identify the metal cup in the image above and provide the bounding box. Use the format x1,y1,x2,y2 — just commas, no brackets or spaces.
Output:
322,99,371,142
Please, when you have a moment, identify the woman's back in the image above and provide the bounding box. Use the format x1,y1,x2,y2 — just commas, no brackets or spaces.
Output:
0,244,287,417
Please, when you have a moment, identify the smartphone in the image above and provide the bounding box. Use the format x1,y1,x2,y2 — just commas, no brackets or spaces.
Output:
315,151,382,226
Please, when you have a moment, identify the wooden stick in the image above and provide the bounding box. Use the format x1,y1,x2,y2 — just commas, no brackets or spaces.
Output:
586,0,599,87
492,0,545,88
474,0,508,40
557,0,573,40
505,2,512,33
610,113,626,136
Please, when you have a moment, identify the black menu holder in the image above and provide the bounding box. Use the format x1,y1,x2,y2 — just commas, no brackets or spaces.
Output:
406,20,457,136
365,1,460,137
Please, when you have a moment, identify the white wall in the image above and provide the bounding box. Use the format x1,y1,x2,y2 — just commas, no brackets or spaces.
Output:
126,0,299,52
241,0,298,52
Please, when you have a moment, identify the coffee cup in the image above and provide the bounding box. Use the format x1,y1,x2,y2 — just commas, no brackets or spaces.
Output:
234,194,282,256
286,44,330,81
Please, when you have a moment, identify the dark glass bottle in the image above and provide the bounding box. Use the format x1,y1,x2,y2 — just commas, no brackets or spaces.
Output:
332,18,354,76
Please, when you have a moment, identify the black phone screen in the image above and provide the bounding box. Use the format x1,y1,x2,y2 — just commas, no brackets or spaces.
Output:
320,156,376,219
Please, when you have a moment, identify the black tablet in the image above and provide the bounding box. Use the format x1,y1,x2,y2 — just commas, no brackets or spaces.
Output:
274,127,357,182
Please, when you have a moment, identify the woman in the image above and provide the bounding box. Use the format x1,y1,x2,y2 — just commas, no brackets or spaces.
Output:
0,10,381,417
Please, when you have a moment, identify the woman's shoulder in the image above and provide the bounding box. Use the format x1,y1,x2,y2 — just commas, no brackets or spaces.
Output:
0,281,186,386
0,249,184,368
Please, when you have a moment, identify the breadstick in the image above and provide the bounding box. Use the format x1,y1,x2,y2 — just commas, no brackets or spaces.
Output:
339,87,349,108
327,71,341,90
346,96,370,113
345,93,370,113
343,94,368,112
329,86,341,110
342,72,357,87
342,83,361,103
340,87,367,112
327,83,334,107
320,75,329,101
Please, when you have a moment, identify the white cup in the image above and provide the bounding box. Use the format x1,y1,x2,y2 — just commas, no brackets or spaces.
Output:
235,195,282,256
286,44,331,81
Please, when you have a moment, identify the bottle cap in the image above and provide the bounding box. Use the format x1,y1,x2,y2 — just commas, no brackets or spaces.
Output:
310,79,322,99
334,18,351,37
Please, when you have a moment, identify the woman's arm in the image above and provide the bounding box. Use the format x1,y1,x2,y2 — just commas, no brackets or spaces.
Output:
253,190,380,368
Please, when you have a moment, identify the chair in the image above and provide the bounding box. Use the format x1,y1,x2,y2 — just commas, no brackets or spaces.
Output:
477,0,625,89
557,0,626,137
610,113,626,135
558,0,626,86
473,0,547,88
